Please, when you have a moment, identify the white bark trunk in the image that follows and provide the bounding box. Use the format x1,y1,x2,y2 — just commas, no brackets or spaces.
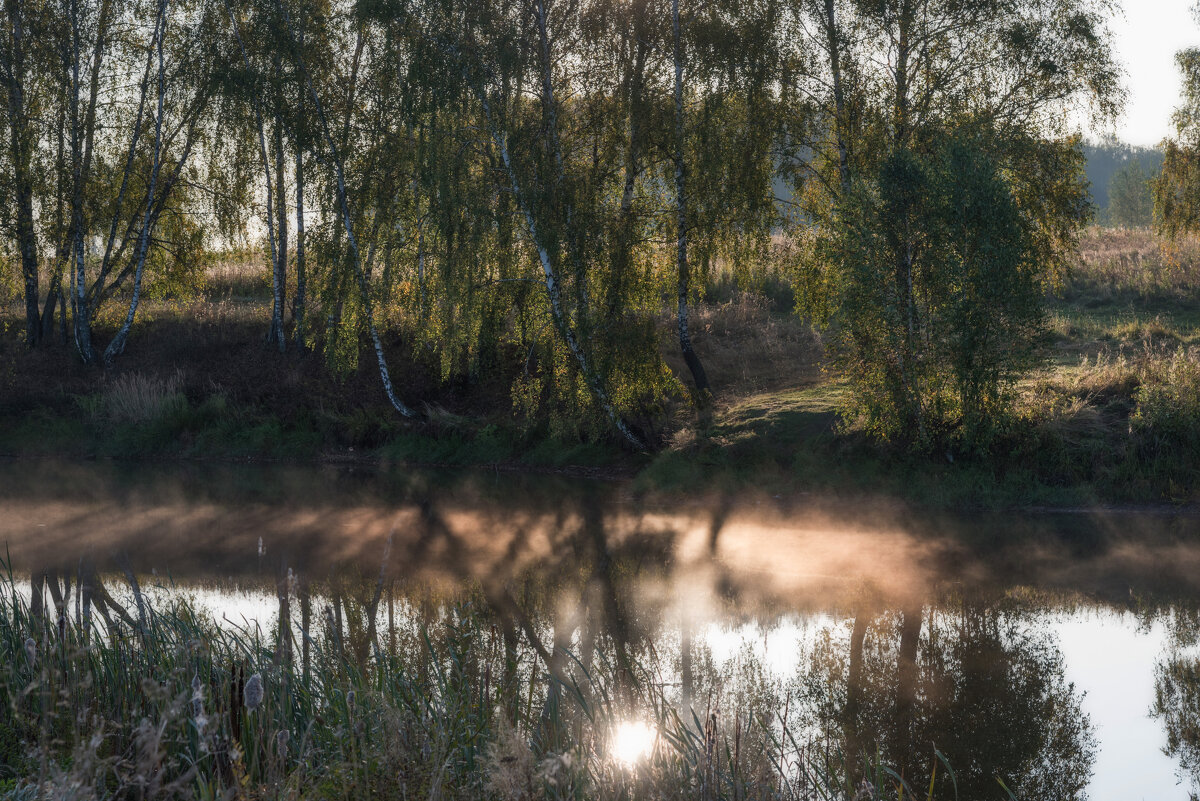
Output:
484,91,645,450
275,0,418,419
672,0,709,395
225,0,283,350
104,0,169,365
68,0,93,364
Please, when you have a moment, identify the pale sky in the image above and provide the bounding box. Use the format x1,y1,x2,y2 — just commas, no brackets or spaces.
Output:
1101,0,1198,146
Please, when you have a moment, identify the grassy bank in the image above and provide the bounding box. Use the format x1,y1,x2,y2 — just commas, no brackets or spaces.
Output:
2,228,1200,509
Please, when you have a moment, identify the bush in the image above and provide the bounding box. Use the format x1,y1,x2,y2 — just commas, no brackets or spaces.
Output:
1132,347,1200,455
822,137,1047,452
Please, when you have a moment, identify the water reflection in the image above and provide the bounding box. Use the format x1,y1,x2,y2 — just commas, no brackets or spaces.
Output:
798,600,1095,799
1154,611,1200,799
3,458,1200,798
611,720,656,767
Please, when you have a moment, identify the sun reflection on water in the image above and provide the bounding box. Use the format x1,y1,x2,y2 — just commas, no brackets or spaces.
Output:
611,720,656,767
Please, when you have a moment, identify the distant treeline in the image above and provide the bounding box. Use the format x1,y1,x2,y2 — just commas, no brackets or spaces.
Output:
1085,137,1164,226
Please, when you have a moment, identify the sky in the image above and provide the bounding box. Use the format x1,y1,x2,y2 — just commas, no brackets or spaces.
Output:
1101,0,1198,146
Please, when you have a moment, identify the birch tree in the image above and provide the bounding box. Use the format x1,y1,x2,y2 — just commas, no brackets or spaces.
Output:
785,0,1121,448
412,0,668,448
275,0,420,417
1155,6,1200,242
666,0,783,397
55,0,216,364
223,0,286,351
0,0,49,346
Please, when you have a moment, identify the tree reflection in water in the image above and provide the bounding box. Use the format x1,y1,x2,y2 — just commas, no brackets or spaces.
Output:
15,462,1200,799
796,599,1095,800
1153,604,1200,799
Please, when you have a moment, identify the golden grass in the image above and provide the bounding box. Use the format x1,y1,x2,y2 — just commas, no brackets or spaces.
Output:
1072,226,1200,298
96,371,185,424
675,292,824,401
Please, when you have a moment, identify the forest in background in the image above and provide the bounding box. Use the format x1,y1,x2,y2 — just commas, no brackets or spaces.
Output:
2,0,1200,505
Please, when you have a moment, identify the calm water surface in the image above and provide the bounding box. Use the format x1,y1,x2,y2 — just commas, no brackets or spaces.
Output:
2,458,1199,800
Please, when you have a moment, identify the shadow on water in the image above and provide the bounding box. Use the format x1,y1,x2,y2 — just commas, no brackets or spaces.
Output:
3,458,1200,798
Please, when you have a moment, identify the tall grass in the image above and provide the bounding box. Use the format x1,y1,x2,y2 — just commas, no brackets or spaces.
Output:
0,562,951,801
79,371,187,425
1070,227,1200,300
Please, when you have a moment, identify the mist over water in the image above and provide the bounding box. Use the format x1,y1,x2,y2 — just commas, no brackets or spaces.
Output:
4,458,1200,799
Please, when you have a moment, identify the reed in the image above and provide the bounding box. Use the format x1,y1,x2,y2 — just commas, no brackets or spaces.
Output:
0,561,951,801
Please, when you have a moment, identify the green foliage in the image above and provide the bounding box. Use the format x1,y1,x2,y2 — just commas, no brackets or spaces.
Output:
823,138,1047,451
1131,347,1200,460
1157,47,1200,238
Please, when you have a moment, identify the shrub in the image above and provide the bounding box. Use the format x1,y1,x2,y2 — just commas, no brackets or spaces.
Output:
1132,347,1200,455
822,137,1047,452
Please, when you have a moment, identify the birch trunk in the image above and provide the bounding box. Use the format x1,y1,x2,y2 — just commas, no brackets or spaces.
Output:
0,0,40,346
292,99,307,348
607,30,646,317
271,77,288,351
672,0,710,396
90,18,155,310
491,114,645,449
41,105,67,342
823,0,851,193
104,0,169,365
225,0,282,351
510,4,646,447
65,0,116,362
68,0,94,364
276,0,418,418
408,3,645,446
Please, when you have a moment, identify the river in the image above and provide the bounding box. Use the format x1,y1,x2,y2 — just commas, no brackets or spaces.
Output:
2,458,1198,799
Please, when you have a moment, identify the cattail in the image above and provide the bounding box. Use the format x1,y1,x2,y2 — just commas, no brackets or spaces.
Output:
191,672,204,718
23,637,35,668
346,689,356,714
853,779,876,801
276,729,289,759
244,673,264,711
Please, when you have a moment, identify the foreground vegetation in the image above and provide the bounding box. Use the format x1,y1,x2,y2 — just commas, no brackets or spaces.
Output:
0,558,987,801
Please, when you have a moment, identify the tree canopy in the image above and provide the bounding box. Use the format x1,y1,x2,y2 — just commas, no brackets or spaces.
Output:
0,0,1121,450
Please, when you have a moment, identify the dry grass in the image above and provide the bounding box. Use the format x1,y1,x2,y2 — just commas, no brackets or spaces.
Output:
1071,227,1200,299
202,250,272,299
672,291,824,401
1026,342,1200,434
93,371,185,424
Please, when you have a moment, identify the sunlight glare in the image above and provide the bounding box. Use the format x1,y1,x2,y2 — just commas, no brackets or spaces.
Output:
611,720,656,767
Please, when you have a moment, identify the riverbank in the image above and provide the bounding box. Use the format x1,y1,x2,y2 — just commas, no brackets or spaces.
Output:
2,228,1199,511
